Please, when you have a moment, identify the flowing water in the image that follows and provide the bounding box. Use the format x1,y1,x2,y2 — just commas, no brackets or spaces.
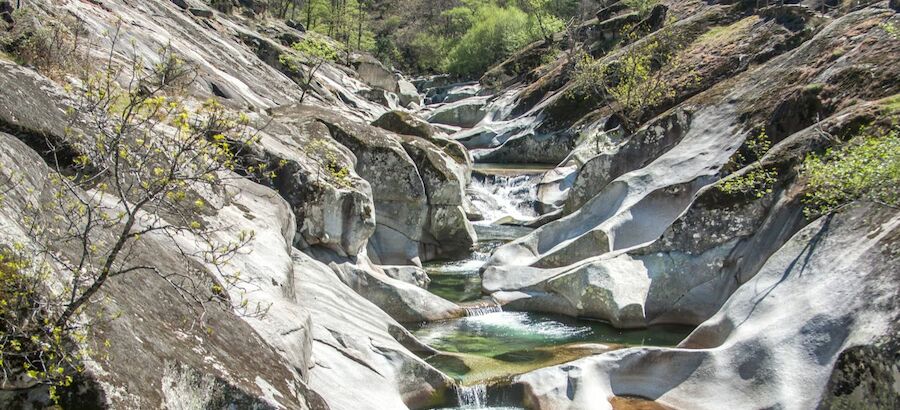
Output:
410,311,693,387
413,89,691,409
417,223,693,408
468,165,550,225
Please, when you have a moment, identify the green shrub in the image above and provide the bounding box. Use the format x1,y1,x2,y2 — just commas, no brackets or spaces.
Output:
0,244,87,399
570,21,687,130
409,32,452,73
802,126,900,216
719,132,778,198
446,4,555,77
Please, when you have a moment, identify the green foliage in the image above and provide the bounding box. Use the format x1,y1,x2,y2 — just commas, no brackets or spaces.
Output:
289,35,340,63
802,126,900,216
290,0,376,53
881,94,900,114
368,0,573,75
409,32,454,73
880,21,899,39
307,139,353,188
571,21,686,129
719,132,778,198
0,244,90,397
279,35,340,102
446,4,560,77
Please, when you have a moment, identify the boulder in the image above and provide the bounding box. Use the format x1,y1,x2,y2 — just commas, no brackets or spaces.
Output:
397,79,423,108
246,115,377,258
382,265,431,288
276,106,429,266
358,88,400,109
400,136,477,260
514,203,900,410
426,97,490,128
352,54,399,93
372,110,472,168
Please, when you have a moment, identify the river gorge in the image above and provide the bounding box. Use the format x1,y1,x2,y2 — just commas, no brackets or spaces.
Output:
0,1,897,409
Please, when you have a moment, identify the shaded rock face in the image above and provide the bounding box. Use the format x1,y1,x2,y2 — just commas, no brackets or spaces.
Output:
514,203,900,410
271,105,475,265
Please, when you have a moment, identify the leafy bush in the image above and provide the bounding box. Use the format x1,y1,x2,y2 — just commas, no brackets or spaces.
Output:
719,132,778,199
409,32,453,73
446,4,557,77
802,126,900,215
0,244,86,400
307,139,353,188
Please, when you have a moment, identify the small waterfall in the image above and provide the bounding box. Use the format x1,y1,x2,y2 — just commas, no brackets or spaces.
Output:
468,174,540,225
465,304,503,317
456,384,487,408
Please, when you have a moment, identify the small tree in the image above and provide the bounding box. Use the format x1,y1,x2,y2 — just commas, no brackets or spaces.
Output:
1,37,262,396
571,20,686,133
279,35,339,103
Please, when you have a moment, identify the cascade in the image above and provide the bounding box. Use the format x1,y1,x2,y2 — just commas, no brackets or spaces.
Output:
464,304,503,317
455,384,487,408
468,173,541,224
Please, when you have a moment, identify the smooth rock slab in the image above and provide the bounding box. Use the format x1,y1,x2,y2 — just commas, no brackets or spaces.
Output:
514,203,900,410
